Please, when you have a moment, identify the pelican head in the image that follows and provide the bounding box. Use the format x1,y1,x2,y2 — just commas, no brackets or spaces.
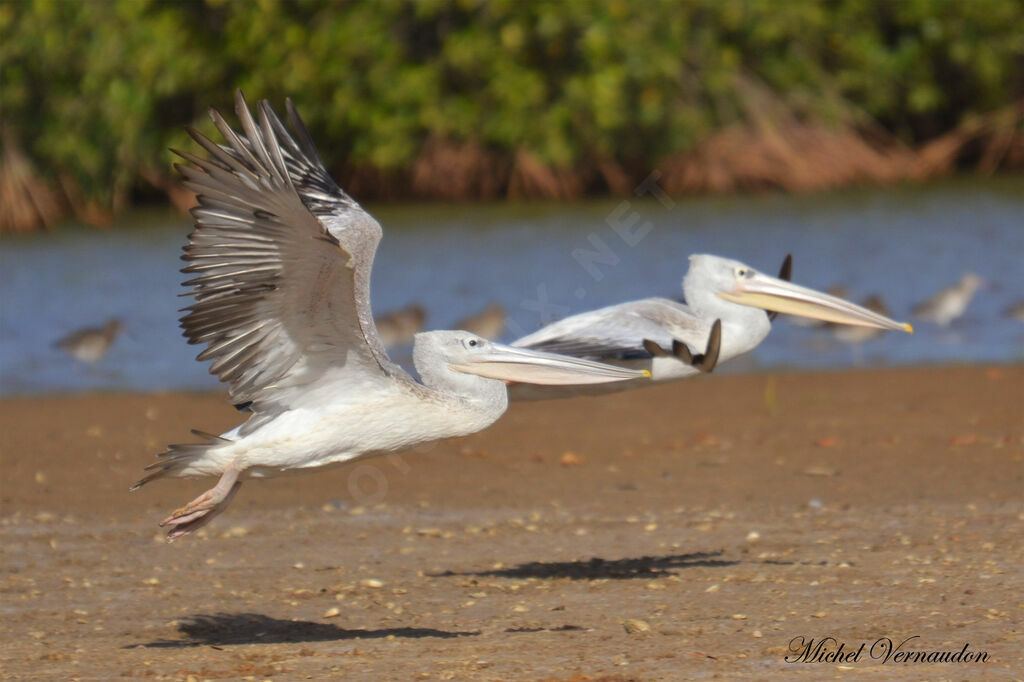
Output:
683,254,913,333
414,330,649,392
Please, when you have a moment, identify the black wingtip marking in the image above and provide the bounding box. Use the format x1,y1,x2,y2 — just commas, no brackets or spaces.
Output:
315,231,341,245
767,254,793,321
700,319,722,373
780,253,793,281
190,429,230,442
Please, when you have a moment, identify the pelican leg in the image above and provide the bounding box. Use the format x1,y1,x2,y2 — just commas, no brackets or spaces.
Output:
160,465,242,541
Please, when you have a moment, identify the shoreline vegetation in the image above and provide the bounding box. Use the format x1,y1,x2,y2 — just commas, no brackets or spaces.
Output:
2,1,1023,234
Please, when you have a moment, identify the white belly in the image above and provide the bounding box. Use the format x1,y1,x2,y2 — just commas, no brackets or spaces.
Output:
179,390,497,478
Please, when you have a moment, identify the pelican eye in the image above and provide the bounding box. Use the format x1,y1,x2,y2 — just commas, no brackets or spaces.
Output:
467,338,480,348
734,267,748,279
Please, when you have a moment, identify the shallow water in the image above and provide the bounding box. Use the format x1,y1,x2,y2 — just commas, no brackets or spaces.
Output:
2,177,1022,396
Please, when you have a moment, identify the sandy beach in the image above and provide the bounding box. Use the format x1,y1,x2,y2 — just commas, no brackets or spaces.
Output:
1,365,1021,680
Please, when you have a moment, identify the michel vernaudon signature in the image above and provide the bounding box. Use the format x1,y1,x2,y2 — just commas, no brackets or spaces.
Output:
785,636,989,664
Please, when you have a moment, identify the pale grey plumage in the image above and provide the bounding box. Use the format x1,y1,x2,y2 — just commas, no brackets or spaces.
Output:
136,92,648,537
513,254,912,400
912,273,983,326
55,318,122,363
517,298,710,359
175,92,411,423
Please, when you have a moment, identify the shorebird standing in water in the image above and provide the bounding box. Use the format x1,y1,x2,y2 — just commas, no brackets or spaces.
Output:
912,273,983,326
830,295,892,345
511,254,913,399
133,92,648,539
55,318,122,363
454,302,507,341
374,303,427,348
1004,300,1024,323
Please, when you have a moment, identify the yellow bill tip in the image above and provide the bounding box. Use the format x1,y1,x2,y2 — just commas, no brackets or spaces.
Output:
902,322,914,334
642,369,652,378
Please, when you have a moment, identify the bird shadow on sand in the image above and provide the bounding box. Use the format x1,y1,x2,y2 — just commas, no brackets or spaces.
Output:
127,612,479,648
430,550,744,581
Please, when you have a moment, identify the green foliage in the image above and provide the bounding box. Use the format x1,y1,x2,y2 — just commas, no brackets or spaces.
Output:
2,0,1022,207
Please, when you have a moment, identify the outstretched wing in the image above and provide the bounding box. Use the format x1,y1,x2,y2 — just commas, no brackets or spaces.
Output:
175,91,407,411
512,298,712,359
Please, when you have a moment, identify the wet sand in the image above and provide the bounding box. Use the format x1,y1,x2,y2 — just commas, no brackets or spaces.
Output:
1,366,1021,680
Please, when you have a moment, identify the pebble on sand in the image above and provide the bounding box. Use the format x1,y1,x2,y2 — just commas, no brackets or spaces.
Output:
623,618,651,634
560,452,583,466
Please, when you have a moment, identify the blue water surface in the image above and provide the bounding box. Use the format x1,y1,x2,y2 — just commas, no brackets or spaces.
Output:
1,177,1022,396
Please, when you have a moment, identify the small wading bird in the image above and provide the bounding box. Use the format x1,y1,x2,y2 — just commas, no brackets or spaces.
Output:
374,303,426,348
1004,300,1024,323
55,318,122,363
454,302,507,341
133,92,648,539
830,294,892,345
912,273,983,326
511,254,913,399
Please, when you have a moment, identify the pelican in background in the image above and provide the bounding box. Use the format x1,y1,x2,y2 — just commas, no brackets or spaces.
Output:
375,303,426,347
133,92,648,539
913,273,983,326
454,302,507,340
55,318,122,363
511,254,912,399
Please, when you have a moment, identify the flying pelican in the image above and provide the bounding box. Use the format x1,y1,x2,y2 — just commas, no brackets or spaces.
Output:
511,254,912,399
912,273,983,326
55,318,122,363
132,92,648,539
374,303,427,348
454,302,507,340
